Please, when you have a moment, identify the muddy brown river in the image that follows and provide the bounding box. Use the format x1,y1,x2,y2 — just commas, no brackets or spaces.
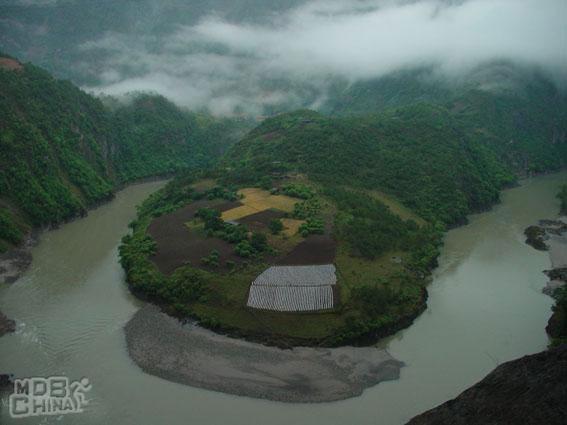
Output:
0,172,564,424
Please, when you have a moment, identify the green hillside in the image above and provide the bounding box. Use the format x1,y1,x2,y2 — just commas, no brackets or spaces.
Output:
222,107,508,225
323,64,567,175
0,56,246,252
223,81,567,225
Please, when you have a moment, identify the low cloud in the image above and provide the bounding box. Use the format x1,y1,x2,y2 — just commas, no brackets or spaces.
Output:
82,0,567,115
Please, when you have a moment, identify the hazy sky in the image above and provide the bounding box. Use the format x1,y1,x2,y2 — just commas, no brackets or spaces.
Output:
80,0,567,114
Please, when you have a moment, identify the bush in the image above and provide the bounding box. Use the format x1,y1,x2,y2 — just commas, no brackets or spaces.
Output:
235,240,254,258
292,198,321,219
268,218,284,234
201,249,220,267
299,218,325,237
281,183,315,199
250,232,268,252
196,208,223,231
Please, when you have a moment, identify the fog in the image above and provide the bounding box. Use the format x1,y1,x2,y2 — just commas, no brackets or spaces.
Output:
3,0,566,115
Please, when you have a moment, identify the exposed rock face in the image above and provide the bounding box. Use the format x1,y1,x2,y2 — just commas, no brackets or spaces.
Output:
407,345,567,425
524,225,549,251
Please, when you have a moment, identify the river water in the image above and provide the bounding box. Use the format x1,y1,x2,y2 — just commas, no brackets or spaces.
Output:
0,172,564,425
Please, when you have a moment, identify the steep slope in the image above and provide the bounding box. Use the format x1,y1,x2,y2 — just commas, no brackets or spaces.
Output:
407,344,567,425
0,55,245,252
0,57,115,249
108,95,244,182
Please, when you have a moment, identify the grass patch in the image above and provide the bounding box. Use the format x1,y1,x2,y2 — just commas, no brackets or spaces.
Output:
191,179,217,191
366,190,426,226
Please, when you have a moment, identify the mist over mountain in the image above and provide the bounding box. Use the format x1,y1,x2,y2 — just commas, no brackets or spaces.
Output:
1,0,565,116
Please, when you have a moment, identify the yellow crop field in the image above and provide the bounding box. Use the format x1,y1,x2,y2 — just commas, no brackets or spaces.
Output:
221,205,259,221
221,188,299,221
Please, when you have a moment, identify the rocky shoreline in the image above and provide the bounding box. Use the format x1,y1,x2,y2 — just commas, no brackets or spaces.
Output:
0,233,36,285
0,233,38,336
523,217,567,340
125,304,404,403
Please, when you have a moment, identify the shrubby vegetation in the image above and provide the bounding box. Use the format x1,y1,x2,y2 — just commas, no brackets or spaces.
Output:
292,197,321,220
280,183,315,199
327,188,410,259
268,219,284,234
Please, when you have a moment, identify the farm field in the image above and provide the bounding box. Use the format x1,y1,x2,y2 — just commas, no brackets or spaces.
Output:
281,218,304,236
221,188,298,221
147,199,243,274
122,174,433,346
278,234,337,265
237,209,285,231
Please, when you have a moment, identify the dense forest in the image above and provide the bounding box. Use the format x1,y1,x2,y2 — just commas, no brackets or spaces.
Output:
0,55,246,252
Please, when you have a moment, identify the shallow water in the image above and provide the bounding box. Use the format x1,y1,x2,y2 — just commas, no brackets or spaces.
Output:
0,172,564,425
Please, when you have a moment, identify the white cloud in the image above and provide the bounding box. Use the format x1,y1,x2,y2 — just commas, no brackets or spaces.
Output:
82,0,567,115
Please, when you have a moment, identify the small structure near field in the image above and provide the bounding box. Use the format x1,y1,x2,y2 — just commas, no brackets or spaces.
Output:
247,265,336,312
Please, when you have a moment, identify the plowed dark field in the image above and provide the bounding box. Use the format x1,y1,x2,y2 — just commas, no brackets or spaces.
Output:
236,209,285,232
277,235,337,265
147,200,242,274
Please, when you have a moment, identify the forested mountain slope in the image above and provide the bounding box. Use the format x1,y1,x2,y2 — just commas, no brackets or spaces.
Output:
0,55,245,252
223,97,567,225
324,64,567,172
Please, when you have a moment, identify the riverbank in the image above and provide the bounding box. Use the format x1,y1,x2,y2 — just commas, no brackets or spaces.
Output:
125,304,403,403
0,179,171,339
0,233,37,335
523,216,567,342
0,233,36,285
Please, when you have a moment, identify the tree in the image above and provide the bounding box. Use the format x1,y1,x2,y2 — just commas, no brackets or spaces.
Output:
268,219,284,234
250,232,268,252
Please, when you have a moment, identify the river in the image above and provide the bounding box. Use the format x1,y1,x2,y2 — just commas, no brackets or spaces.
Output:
0,172,564,425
